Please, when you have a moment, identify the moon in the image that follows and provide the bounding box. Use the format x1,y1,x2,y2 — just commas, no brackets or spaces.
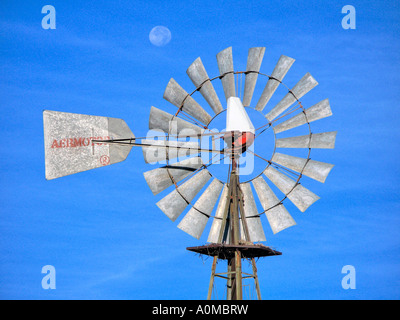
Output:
149,26,172,47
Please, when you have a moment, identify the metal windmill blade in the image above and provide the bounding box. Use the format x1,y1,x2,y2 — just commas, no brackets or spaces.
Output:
263,166,320,213
276,131,337,149
143,156,204,195
242,47,265,107
163,78,212,125
255,55,295,112
156,169,212,222
239,182,266,242
186,58,223,114
273,98,332,134
178,178,224,239
207,184,230,243
271,153,334,183
265,72,319,121
252,175,296,234
217,47,236,100
149,106,204,136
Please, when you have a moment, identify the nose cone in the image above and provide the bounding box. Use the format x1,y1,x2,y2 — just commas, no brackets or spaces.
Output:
225,97,255,134
224,97,256,154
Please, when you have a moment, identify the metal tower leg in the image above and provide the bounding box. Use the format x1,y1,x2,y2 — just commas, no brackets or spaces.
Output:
227,262,232,299
234,250,243,300
207,256,218,300
251,258,262,300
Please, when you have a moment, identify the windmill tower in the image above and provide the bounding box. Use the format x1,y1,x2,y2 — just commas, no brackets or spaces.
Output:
43,46,336,300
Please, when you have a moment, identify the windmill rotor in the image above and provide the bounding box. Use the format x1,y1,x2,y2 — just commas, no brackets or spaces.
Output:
42,45,336,300
145,50,335,237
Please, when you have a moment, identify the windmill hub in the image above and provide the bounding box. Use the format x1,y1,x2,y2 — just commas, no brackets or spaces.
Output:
223,130,255,155
223,96,256,155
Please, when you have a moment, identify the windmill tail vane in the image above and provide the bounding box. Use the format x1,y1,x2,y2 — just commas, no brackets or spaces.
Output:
43,110,136,180
43,46,337,300
42,109,221,180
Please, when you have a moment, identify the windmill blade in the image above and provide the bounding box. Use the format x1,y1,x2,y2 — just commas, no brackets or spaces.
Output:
239,183,266,242
143,157,203,195
265,73,318,121
178,179,224,239
274,99,332,134
163,78,212,125
149,106,204,136
276,131,337,149
216,47,236,100
141,139,200,164
242,47,266,107
272,153,334,183
187,57,223,114
156,169,212,222
263,166,320,212
207,184,230,243
252,176,296,234
255,55,295,111
43,110,134,180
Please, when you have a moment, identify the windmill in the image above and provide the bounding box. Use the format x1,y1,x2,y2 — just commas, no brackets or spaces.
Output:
43,46,336,300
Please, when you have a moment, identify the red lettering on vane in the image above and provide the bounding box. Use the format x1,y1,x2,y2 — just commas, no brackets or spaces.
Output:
51,140,60,148
100,155,110,166
50,136,111,149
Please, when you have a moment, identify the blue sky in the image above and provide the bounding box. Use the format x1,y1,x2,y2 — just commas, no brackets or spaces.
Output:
0,0,399,300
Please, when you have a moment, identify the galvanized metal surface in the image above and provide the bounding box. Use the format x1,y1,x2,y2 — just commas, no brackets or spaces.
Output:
149,106,203,136
216,47,236,100
272,152,334,183
265,72,318,121
156,169,212,221
187,57,223,114
239,183,266,242
255,55,295,111
143,157,203,195
43,110,133,180
276,131,337,149
263,166,320,212
252,176,296,234
178,178,224,239
207,184,229,243
141,139,200,163
274,98,332,134
163,78,212,124
108,117,134,164
242,47,265,107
